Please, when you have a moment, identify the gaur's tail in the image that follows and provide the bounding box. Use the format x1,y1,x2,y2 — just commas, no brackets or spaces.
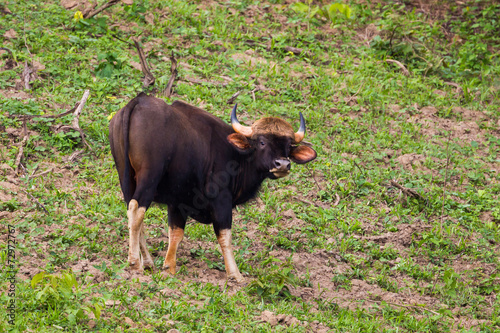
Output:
121,92,146,205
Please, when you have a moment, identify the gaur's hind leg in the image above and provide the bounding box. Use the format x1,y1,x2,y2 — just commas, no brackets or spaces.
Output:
163,207,186,275
127,199,146,271
139,224,154,269
127,172,158,272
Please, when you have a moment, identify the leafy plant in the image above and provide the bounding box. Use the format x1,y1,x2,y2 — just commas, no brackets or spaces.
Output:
247,260,297,300
95,52,123,78
320,3,352,24
290,1,353,27
31,271,78,307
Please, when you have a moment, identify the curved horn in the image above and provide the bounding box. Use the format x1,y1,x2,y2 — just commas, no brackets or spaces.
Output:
231,104,253,137
294,112,306,143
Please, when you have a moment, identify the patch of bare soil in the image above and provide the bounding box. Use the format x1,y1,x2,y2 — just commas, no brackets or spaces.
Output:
231,51,275,69
260,310,331,332
0,89,32,100
395,153,445,179
355,221,430,251
285,248,444,311
408,106,492,144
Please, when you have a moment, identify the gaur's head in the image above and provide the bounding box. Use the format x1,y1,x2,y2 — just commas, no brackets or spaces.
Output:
227,104,317,179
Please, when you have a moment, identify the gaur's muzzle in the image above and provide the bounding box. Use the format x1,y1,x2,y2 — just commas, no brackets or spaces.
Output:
270,158,291,178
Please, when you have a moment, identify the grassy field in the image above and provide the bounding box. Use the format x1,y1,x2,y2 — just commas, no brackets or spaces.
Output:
1,0,500,331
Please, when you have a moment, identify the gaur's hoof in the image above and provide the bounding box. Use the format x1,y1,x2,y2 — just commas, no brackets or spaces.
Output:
228,273,245,284
129,260,144,272
143,260,155,270
162,264,176,275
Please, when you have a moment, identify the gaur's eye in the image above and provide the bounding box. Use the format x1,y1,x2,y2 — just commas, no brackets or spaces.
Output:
260,140,265,146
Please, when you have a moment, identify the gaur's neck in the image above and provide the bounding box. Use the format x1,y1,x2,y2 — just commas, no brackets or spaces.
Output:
232,153,267,206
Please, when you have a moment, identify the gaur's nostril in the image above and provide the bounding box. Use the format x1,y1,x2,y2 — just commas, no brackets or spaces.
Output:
274,159,290,171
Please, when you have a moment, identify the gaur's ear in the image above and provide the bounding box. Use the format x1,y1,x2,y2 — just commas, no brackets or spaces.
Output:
227,133,252,152
290,145,317,164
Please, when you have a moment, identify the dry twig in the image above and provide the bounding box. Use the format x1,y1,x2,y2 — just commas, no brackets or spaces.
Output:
22,61,35,90
386,59,410,76
444,81,464,96
31,168,54,179
0,47,17,69
84,0,120,19
183,77,227,87
284,46,303,55
12,104,78,120
305,165,323,192
293,196,316,207
54,90,91,150
132,38,155,88
22,189,49,214
440,131,453,234
15,119,28,174
162,51,178,97
364,299,440,316
333,193,340,206
227,91,241,105
344,82,365,104
390,180,422,200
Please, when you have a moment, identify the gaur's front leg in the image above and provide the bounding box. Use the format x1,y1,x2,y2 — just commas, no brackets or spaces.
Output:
216,229,244,282
163,206,186,275
213,193,244,283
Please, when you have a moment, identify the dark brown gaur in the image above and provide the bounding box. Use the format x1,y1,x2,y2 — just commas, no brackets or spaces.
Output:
109,93,317,282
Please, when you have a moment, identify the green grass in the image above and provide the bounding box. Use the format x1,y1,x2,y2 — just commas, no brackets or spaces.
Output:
1,0,500,331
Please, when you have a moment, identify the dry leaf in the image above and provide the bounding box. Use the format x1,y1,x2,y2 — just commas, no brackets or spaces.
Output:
60,0,79,9
124,317,137,328
3,29,17,39
32,60,45,71
145,13,154,25
129,61,142,71
105,299,121,307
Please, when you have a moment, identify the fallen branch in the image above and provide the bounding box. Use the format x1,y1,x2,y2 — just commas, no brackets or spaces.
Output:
71,90,89,129
31,168,54,179
54,90,92,150
385,59,409,76
440,131,452,234
249,85,264,102
344,81,365,104
12,104,78,120
66,150,83,163
132,38,155,88
22,61,35,90
227,91,241,105
305,165,323,192
390,180,422,199
293,196,317,207
22,189,49,214
162,51,178,97
84,0,120,19
0,47,17,69
444,81,464,96
183,76,228,87
110,33,133,46
284,46,303,55
15,119,28,174
333,193,340,206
